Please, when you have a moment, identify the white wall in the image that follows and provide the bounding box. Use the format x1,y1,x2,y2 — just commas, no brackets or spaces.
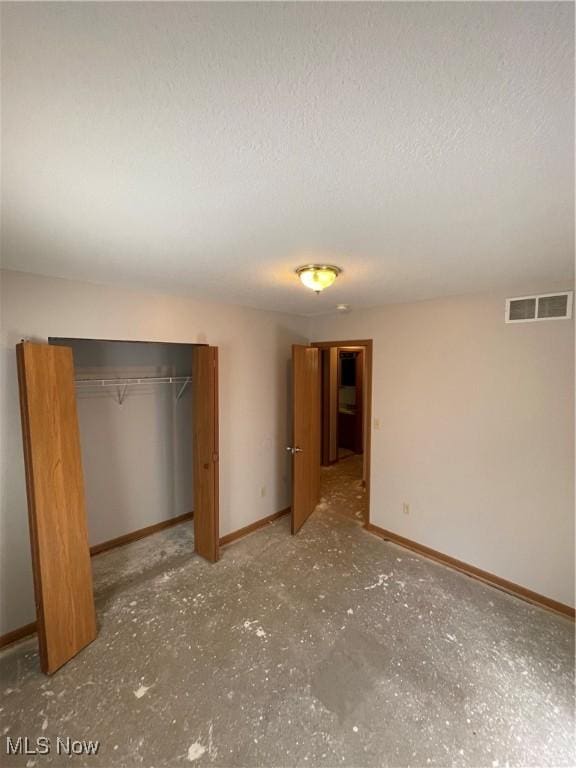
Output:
311,291,575,607
0,270,309,635
57,339,194,546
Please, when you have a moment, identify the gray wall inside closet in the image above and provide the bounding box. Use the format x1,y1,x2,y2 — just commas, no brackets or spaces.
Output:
51,339,194,546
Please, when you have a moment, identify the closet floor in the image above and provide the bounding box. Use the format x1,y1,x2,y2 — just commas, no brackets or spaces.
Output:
92,522,194,605
1,513,574,767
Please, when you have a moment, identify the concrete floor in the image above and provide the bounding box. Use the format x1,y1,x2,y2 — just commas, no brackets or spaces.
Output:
319,454,367,523
1,483,574,767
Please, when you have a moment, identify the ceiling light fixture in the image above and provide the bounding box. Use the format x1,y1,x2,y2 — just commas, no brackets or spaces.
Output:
296,264,341,294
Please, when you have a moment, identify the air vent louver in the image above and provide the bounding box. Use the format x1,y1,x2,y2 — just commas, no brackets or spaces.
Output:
505,292,573,323
508,298,536,321
537,294,569,319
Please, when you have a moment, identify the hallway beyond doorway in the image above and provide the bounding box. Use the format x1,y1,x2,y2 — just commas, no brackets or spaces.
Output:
313,339,373,528
319,454,367,523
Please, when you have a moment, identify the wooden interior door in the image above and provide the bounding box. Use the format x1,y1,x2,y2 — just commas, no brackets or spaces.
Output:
16,341,96,675
291,345,321,534
192,345,219,561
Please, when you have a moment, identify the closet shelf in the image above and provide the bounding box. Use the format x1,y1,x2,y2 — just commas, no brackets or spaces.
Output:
75,376,191,404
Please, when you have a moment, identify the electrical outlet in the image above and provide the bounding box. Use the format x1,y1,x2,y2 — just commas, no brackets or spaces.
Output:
403,502,410,515
260,486,266,498
374,418,381,430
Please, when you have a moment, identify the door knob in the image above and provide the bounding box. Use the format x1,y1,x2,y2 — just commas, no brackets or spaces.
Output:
285,446,303,455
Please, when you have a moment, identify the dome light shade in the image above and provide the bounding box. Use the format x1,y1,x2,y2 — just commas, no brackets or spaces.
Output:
296,264,341,293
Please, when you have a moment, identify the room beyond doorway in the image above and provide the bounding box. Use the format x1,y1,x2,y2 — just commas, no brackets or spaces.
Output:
312,339,373,525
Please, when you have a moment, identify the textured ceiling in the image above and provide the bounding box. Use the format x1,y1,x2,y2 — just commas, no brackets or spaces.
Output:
1,2,574,315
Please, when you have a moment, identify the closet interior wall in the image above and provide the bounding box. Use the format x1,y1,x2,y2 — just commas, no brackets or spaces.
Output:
50,339,194,548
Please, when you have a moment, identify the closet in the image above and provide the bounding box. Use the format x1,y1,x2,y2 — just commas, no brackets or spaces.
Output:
16,338,219,674
51,338,194,549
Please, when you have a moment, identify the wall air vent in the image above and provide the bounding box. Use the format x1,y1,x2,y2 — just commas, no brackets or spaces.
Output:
505,292,573,323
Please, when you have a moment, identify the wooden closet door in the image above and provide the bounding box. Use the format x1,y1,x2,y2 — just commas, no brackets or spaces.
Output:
291,345,321,534
16,341,96,674
192,345,219,562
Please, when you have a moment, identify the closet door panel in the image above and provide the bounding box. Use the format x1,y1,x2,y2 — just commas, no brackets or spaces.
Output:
16,341,96,674
192,345,219,562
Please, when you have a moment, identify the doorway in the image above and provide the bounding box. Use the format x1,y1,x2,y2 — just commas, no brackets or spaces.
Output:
50,338,195,552
16,337,219,674
336,348,365,460
315,341,372,525
289,340,372,535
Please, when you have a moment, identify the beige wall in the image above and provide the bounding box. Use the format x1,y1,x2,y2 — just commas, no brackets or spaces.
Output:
0,270,309,636
65,339,194,547
1,271,573,636
311,291,575,607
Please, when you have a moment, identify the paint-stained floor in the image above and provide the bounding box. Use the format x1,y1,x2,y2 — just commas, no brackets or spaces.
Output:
1,509,574,768
320,454,367,523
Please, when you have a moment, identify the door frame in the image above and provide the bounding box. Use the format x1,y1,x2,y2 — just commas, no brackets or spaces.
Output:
312,339,373,525
42,335,220,562
48,336,219,561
